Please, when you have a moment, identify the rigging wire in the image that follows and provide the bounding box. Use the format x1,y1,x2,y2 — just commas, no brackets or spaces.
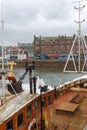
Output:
57,72,64,87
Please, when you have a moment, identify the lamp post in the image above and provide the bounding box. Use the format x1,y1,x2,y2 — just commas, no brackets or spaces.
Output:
28,61,35,94
33,76,37,94
40,86,43,130
28,65,33,94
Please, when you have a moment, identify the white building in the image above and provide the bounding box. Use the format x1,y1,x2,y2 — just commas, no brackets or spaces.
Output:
6,46,26,61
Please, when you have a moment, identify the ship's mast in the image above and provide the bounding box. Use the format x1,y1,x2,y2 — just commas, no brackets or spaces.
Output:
75,1,85,72
0,0,6,99
1,0,4,71
63,0,87,73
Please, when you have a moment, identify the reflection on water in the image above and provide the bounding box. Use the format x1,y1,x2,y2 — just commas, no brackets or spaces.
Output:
14,67,86,86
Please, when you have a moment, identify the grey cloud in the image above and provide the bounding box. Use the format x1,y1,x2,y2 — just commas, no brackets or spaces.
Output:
0,0,86,45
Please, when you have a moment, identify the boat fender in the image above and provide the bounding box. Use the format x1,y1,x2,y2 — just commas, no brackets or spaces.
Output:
42,112,48,128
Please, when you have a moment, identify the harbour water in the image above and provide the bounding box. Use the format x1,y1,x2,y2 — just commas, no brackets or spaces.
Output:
14,67,86,86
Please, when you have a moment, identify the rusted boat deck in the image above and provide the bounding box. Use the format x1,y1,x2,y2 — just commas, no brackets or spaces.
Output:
53,89,87,130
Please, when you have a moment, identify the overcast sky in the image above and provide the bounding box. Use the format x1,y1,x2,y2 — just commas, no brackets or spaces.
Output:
0,0,87,46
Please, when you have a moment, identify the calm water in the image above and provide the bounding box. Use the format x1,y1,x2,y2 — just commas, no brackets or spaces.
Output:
14,67,86,86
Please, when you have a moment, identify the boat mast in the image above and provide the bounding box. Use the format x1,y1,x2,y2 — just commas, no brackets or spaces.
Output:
74,0,85,72
0,0,6,99
63,0,87,73
1,0,4,71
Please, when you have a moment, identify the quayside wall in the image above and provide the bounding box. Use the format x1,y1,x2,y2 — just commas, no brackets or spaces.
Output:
15,60,84,70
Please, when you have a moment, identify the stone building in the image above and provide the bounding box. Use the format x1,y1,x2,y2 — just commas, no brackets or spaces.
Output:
33,35,87,59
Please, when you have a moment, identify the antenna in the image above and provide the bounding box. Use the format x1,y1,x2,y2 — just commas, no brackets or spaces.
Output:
63,0,87,73
74,0,85,36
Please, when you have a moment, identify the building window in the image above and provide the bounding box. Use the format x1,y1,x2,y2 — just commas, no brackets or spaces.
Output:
10,51,17,56
48,95,52,105
6,119,13,130
17,112,23,127
27,105,32,118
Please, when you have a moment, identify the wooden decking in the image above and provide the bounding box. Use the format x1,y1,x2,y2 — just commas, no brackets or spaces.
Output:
70,87,87,92
53,90,87,130
56,102,79,114
70,94,85,104
56,93,84,115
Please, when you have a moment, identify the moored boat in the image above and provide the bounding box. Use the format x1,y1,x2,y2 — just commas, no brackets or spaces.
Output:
1,0,87,130
1,65,87,130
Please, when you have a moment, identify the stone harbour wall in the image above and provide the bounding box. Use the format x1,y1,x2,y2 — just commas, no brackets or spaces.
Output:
15,60,84,71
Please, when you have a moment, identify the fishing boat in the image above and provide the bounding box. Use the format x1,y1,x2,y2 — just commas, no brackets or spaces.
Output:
1,61,87,130
1,0,87,130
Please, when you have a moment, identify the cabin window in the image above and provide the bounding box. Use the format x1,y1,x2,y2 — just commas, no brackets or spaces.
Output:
48,95,52,105
35,100,38,110
6,119,13,130
27,105,32,118
42,97,46,107
17,112,23,127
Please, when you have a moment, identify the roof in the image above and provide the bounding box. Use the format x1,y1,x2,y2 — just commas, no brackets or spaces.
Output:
0,89,39,125
0,76,54,125
34,35,73,42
